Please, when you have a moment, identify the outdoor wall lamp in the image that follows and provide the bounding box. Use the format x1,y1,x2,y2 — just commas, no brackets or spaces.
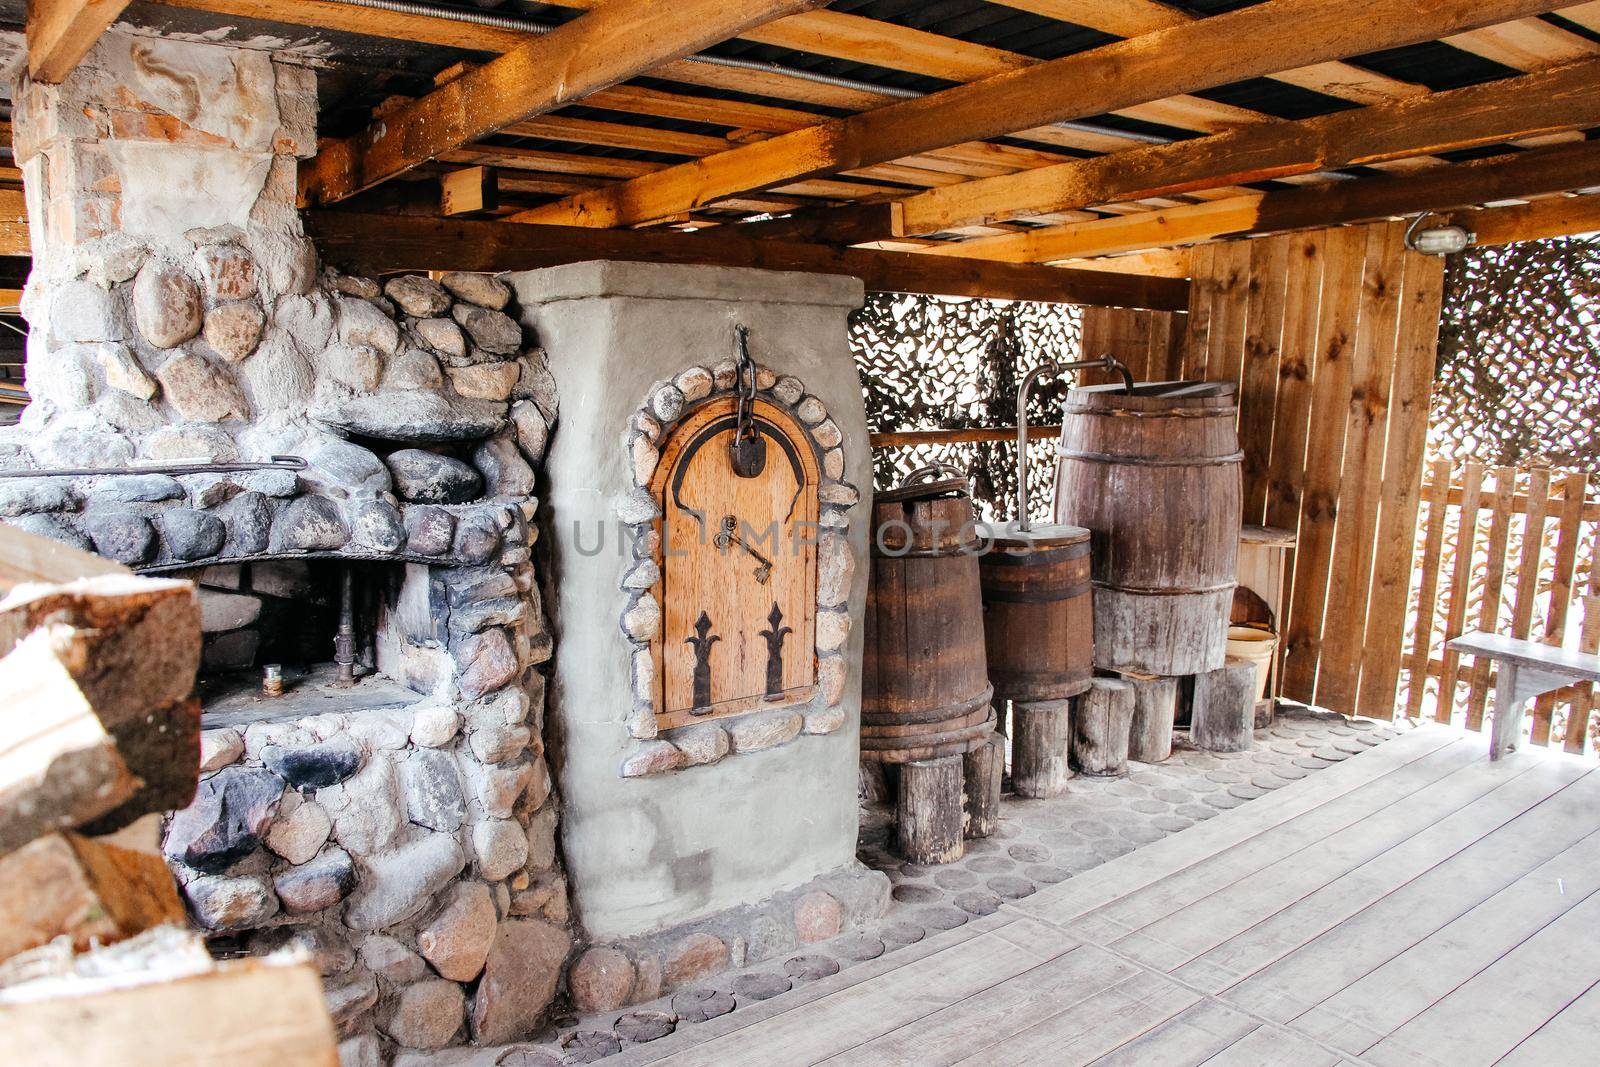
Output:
1405,212,1475,256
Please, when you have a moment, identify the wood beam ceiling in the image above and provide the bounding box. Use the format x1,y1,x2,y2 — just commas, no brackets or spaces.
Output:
508,0,1576,231
298,0,826,205
888,57,1600,237
303,212,1189,311
929,140,1600,261
1453,192,1600,245
27,0,132,82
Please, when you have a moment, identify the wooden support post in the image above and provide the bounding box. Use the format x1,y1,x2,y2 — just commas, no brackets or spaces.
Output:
1125,672,1179,764
1011,699,1072,798
1071,677,1135,777
896,756,964,865
962,733,1003,839
1192,657,1257,752
440,166,498,216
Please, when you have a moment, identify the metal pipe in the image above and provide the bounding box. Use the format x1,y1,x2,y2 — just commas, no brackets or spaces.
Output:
1015,355,1134,532
321,0,1174,146
0,455,308,479
333,565,357,689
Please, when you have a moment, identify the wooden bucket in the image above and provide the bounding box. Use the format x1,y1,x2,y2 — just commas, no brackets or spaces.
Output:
861,469,995,763
1053,381,1241,676
976,522,1094,703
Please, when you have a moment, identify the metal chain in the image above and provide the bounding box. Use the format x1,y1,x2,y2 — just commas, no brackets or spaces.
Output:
733,323,757,447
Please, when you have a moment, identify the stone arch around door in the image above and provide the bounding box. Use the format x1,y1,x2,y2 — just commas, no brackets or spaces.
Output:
613,360,860,777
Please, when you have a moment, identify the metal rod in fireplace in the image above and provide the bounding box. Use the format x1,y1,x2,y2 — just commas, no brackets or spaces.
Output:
0,455,308,479
333,564,357,688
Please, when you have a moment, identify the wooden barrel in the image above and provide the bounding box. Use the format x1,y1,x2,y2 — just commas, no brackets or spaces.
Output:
976,522,1093,703
861,471,995,764
1053,381,1241,676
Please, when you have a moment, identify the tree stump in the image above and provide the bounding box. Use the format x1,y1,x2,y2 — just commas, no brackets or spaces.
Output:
1011,700,1072,798
1254,697,1276,730
1192,657,1257,752
962,733,1003,838
1070,677,1134,777
1125,673,1179,764
896,756,964,864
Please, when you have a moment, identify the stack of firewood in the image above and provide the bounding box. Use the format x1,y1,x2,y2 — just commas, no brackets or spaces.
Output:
0,526,338,1066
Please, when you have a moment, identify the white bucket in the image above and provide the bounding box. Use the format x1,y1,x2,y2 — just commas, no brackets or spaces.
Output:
1227,626,1277,704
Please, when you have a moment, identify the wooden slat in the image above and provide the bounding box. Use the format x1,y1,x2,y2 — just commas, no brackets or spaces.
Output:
1457,191,1600,247
1159,753,1583,992
1317,223,1407,715
510,0,1573,230
299,0,823,204
934,139,1600,261
1202,241,1253,390
27,0,132,83
1447,16,1600,68
1222,765,1600,1027
895,58,1600,237
1465,466,1519,731
1179,242,1218,381
1514,468,1554,742
1547,473,1594,751
1281,227,1367,703
1436,462,1488,723
1237,235,1291,525
1571,595,1600,755
1404,459,1455,720
305,212,1190,311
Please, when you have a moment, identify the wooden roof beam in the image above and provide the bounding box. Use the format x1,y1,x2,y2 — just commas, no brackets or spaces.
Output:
298,0,826,205
28,0,132,83
509,0,1578,231
921,139,1600,261
304,212,1190,311
1454,192,1600,245
889,57,1600,236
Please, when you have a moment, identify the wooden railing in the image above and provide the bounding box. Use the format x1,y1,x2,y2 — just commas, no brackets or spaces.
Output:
1401,459,1599,752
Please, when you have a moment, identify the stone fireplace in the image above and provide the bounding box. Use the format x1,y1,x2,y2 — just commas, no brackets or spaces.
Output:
0,30,568,1063
0,24,889,1061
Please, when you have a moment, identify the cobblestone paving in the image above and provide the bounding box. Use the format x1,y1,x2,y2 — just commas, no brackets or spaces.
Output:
453,710,1408,1066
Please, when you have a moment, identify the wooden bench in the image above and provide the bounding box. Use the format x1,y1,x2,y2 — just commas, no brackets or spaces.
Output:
1446,631,1600,760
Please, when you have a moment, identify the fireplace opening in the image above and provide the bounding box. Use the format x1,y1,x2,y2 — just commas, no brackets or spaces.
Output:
193,559,447,728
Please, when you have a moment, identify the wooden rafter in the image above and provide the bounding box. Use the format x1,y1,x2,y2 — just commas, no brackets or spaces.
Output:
508,0,1576,231
928,140,1600,262
298,0,825,205
1454,192,1600,246
303,212,1188,311
27,0,132,83
885,57,1600,237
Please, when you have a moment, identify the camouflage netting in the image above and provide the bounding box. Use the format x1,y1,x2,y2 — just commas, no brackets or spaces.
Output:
1432,235,1600,478
848,294,1083,522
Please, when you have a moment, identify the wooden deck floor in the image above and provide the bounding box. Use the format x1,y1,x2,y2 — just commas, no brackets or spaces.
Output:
615,725,1600,1066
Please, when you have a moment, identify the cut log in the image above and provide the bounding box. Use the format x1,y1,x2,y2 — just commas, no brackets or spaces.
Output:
0,626,140,855
0,831,184,965
1070,677,1135,777
0,575,203,832
1254,697,1276,730
896,755,964,864
1125,672,1179,764
962,732,1003,839
0,524,128,596
0,929,339,1067
1191,657,1258,752
1011,699,1072,798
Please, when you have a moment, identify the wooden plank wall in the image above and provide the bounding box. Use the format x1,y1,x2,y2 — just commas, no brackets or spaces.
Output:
1084,221,1446,718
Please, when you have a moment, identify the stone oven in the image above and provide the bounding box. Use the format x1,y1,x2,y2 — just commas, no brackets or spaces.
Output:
505,262,889,1015
0,31,569,1062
